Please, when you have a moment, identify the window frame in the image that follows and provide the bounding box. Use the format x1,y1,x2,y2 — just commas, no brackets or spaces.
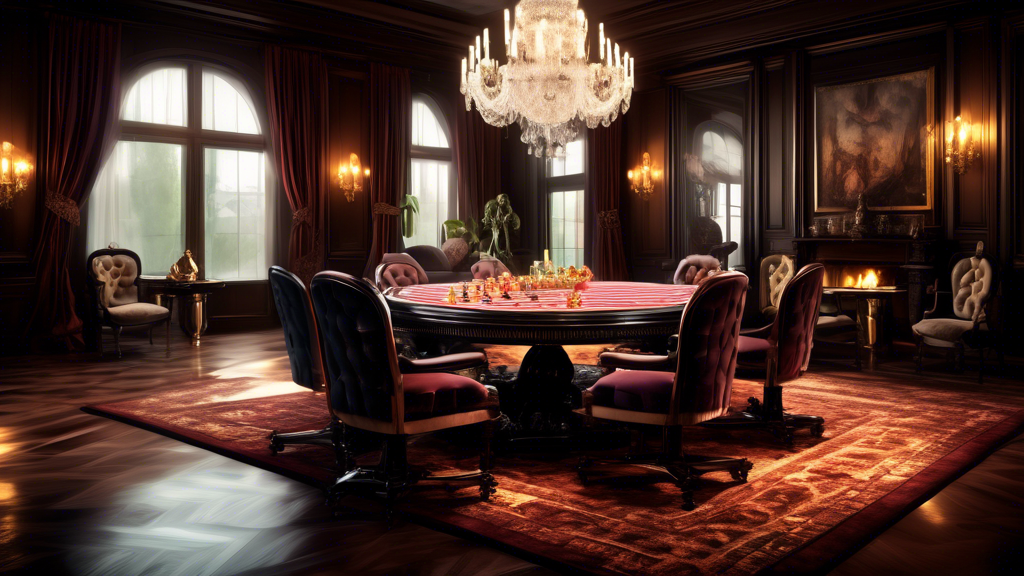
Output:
408,93,456,247
110,60,269,283
540,135,589,268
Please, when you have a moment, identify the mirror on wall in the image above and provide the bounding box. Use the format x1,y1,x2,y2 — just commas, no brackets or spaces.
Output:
679,80,749,270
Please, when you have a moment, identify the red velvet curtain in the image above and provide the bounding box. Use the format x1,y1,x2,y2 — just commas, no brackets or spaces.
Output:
26,15,121,350
454,104,501,221
265,46,327,285
364,63,411,278
588,122,629,281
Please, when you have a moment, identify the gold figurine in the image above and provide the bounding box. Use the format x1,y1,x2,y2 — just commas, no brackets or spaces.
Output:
446,285,458,304
566,290,582,309
167,249,199,281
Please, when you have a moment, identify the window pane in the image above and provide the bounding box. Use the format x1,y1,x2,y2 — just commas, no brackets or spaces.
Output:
406,159,450,247
411,100,449,148
122,67,187,127
87,141,184,275
549,189,584,268
202,69,260,135
546,138,583,177
204,148,268,280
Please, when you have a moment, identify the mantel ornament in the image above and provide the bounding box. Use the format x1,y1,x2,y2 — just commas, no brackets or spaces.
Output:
168,249,199,282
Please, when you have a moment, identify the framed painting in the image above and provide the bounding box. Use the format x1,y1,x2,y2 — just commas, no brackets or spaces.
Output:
813,68,934,212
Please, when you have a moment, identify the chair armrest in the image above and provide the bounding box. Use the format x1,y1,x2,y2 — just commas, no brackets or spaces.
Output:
740,323,773,339
923,280,953,319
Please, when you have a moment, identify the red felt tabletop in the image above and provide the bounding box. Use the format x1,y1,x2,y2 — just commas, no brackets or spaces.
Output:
386,281,697,312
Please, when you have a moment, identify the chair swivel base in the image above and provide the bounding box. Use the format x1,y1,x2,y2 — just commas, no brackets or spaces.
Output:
700,387,824,443
270,423,356,471
577,453,752,511
326,435,497,524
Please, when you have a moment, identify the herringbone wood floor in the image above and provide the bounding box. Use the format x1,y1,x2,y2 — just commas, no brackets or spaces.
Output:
1,328,1021,575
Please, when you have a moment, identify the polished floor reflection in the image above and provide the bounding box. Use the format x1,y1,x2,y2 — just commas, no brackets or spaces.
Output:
1,329,1022,574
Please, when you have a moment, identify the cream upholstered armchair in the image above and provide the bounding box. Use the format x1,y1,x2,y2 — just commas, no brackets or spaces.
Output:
913,242,999,382
87,247,171,357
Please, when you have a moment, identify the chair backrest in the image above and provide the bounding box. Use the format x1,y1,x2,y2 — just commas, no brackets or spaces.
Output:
405,244,452,272
770,263,825,383
669,271,748,424
375,252,429,290
950,242,996,323
88,247,142,309
310,271,403,427
673,254,721,285
759,254,795,313
269,266,325,390
471,257,510,279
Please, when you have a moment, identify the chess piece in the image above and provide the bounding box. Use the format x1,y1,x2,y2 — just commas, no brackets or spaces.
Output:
446,285,458,304
168,249,199,281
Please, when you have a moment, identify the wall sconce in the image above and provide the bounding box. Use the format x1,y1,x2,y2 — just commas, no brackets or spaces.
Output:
338,153,369,202
1,141,33,210
944,115,980,175
627,152,659,201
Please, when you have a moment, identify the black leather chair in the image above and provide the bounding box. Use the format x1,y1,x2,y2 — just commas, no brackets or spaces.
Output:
268,266,487,456
577,272,753,510
87,247,171,357
310,271,500,522
704,263,826,442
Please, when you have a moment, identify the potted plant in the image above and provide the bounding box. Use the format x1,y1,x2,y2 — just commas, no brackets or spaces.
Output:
400,193,419,238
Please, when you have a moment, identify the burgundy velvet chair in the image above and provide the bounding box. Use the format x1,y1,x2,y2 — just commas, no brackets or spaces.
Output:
470,256,510,279
310,271,500,522
374,253,429,289
704,263,826,442
577,272,753,510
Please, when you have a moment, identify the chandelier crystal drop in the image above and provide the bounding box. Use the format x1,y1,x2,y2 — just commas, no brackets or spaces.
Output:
459,0,634,158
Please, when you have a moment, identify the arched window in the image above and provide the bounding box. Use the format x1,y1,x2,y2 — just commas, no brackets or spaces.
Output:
407,95,454,248
694,120,743,268
87,63,271,280
545,138,586,268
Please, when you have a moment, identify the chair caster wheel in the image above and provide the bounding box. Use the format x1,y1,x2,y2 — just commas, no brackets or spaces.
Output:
810,423,825,438
681,494,696,511
577,470,589,486
731,468,748,482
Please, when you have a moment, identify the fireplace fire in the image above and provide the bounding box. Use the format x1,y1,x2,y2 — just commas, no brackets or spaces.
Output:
823,266,897,290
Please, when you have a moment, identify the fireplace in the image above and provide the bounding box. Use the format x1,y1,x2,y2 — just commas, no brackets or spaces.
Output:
822,265,899,290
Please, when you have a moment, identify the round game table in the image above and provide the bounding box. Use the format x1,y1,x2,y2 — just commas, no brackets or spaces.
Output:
385,281,697,446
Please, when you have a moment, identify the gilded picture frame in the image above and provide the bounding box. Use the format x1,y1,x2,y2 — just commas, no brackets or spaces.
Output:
813,68,934,212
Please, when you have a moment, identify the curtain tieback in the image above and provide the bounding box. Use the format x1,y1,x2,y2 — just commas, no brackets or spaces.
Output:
598,209,621,230
45,190,81,227
292,207,312,226
373,202,401,216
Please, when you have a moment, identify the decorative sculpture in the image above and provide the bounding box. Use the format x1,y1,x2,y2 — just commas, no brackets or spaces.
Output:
168,249,199,282
848,194,871,238
481,193,520,265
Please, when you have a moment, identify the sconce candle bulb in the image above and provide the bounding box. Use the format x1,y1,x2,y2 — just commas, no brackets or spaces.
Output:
338,153,366,202
628,152,655,201
0,141,33,209
945,115,979,174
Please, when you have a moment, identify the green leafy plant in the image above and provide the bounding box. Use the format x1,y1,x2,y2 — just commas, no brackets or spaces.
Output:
442,217,482,252
400,194,419,238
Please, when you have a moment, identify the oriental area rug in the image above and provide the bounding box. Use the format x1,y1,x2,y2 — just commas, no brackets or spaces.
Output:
84,367,1024,575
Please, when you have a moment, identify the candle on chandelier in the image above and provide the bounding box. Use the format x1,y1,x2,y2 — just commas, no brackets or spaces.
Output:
606,38,612,66
483,28,490,62
469,45,475,73
536,19,546,59
461,58,467,84
614,43,620,68
599,23,604,61
629,57,635,84
504,9,510,51
623,51,629,80
511,27,518,58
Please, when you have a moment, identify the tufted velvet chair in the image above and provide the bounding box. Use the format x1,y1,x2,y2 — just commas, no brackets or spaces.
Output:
375,253,429,290
577,272,753,510
87,247,171,357
310,271,500,521
471,256,510,280
913,242,1000,383
673,254,722,285
706,263,826,442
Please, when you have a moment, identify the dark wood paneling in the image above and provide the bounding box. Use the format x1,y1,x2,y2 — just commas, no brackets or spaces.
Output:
624,89,669,282
208,281,277,332
1005,15,1024,264
326,68,370,276
0,9,40,265
947,18,998,252
765,61,785,232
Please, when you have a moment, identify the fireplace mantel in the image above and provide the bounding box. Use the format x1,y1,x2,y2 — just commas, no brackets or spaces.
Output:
793,237,935,265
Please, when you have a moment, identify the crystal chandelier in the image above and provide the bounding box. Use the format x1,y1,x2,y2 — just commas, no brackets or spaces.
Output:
460,0,634,158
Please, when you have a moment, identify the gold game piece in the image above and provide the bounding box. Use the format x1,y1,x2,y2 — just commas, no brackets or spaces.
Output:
446,285,458,304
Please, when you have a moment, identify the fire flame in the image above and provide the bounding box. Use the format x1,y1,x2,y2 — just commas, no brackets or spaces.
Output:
843,269,879,289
